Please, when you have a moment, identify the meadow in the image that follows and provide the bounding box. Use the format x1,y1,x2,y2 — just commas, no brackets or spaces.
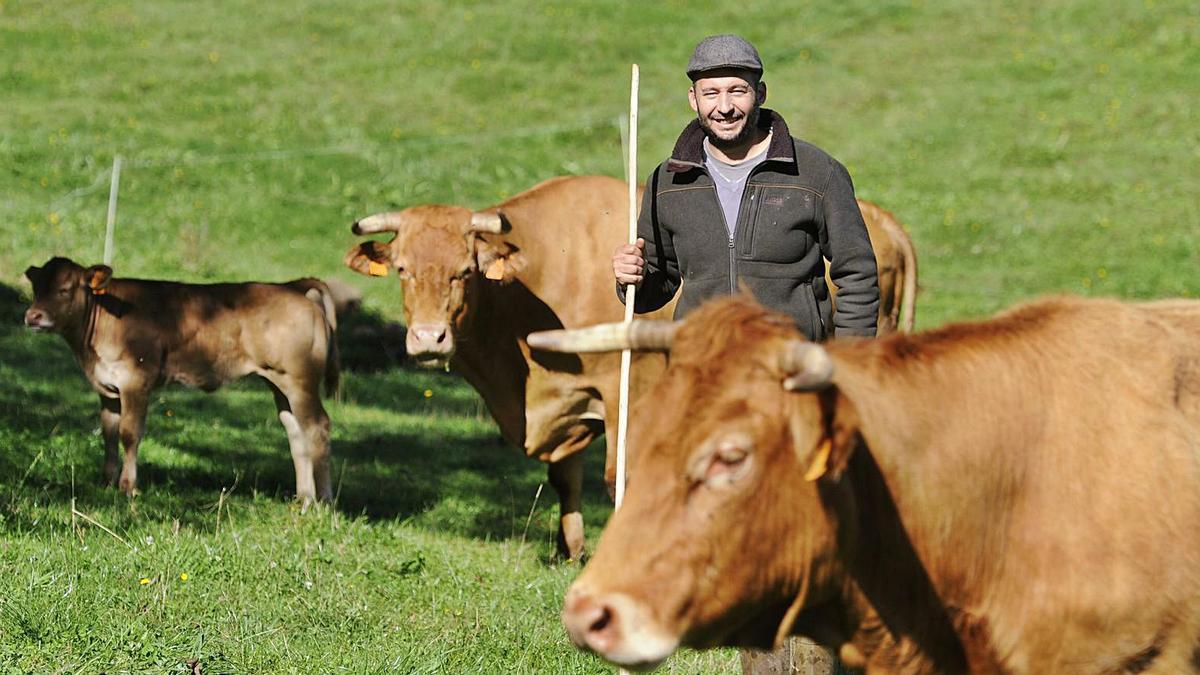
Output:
1,1,1197,672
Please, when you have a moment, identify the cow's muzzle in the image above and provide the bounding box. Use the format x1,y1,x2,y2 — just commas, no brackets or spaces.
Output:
406,322,454,367
24,308,53,331
561,586,678,671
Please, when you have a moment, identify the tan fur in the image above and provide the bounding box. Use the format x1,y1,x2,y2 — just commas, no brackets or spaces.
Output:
826,200,919,335
345,176,674,559
567,294,1200,674
24,257,338,505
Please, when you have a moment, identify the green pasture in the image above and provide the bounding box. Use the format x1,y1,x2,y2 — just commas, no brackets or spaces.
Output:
1,0,1197,672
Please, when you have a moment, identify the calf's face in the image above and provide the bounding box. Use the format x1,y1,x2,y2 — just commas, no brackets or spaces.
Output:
24,258,112,333
559,306,852,670
345,205,523,368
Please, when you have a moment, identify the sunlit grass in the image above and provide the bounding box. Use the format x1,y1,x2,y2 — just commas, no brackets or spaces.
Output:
1,0,1197,671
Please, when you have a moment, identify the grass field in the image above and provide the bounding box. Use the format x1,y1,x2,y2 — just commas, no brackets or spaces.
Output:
2,1,1198,672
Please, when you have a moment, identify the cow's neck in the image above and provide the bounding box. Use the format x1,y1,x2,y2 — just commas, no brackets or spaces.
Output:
817,443,974,674
61,293,103,358
447,283,536,446
825,339,1032,669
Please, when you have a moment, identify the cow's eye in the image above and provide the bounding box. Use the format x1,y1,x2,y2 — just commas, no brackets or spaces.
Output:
688,435,754,488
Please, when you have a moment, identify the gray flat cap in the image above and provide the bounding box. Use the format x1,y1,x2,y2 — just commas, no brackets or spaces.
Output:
686,34,763,80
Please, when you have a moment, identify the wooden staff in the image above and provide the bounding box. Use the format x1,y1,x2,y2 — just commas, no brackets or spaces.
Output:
616,64,638,509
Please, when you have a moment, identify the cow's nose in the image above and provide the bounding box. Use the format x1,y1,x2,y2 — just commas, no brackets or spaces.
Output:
562,588,619,652
406,323,454,357
562,587,679,669
24,308,49,329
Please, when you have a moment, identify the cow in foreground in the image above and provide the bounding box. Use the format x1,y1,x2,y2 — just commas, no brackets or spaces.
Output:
344,176,673,560
24,257,339,504
532,295,1200,673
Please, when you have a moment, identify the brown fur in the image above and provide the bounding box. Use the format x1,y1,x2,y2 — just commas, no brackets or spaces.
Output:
827,200,919,334
24,257,338,504
568,294,1200,674
345,176,674,559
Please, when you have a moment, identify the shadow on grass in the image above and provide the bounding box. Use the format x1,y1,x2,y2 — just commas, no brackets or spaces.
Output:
0,282,612,548
335,306,408,373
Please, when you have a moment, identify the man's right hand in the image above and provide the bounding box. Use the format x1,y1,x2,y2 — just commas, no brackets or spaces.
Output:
612,238,646,287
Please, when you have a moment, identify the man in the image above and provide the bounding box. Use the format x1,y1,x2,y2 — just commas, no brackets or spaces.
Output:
611,34,876,674
613,34,879,341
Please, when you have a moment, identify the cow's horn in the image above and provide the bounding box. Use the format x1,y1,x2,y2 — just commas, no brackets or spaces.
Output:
779,340,835,391
527,320,677,353
471,211,510,234
352,212,405,235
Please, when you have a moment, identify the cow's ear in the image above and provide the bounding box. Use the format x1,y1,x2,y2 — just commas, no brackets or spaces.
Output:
793,390,861,482
84,265,112,294
474,237,526,284
24,266,40,283
344,240,393,277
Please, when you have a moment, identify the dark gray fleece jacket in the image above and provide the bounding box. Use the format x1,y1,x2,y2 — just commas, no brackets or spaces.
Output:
620,109,879,340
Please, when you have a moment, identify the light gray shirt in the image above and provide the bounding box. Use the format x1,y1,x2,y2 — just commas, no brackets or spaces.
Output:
703,138,768,238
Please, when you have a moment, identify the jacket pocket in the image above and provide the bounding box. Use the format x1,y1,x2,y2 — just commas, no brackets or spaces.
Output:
735,185,762,260
804,282,827,341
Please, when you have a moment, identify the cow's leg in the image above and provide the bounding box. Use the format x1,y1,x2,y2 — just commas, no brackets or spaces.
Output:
297,393,333,504
267,378,332,506
99,395,121,486
116,389,149,496
548,452,586,561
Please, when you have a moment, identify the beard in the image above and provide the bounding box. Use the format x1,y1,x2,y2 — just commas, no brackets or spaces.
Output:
697,103,762,152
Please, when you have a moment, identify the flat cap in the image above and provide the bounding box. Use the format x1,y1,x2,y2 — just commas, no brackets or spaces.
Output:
686,34,763,80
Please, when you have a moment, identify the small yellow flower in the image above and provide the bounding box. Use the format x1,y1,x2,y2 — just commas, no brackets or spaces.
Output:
180,573,189,581
139,577,151,585
423,389,433,398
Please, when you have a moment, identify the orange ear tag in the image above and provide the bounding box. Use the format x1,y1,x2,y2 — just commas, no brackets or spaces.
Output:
804,437,832,482
367,261,389,277
484,259,505,281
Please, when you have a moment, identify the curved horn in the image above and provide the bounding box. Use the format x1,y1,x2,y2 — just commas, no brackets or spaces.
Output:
471,211,510,234
351,212,406,236
527,320,678,353
778,340,835,391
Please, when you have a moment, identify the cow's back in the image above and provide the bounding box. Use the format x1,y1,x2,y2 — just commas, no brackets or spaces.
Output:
499,175,671,327
100,279,328,388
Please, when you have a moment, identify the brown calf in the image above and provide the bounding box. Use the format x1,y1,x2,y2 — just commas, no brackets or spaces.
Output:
24,257,339,504
533,294,1200,673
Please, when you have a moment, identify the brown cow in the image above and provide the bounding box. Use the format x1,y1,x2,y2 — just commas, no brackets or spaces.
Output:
851,199,917,334
533,294,1200,673
343,175,672,560
24,257,339,504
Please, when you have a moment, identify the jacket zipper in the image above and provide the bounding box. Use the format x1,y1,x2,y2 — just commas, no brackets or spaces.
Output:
728,236,736,293
708,159,770,295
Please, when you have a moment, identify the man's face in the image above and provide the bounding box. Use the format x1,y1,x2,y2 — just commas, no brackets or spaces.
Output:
688,69,766,149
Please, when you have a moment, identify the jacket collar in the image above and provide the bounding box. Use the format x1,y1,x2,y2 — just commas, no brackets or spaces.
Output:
666,108,794,173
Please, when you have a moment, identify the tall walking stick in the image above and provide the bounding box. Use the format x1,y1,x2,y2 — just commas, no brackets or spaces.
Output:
616,64,639,509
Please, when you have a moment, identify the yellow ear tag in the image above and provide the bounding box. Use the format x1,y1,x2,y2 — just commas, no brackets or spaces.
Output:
804,437,832,482
367,261,389,277
484,259,505,281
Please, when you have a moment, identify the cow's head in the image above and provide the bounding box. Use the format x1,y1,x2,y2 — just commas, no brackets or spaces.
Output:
24,257,113,333
344,205,524,368
529,296,860,670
